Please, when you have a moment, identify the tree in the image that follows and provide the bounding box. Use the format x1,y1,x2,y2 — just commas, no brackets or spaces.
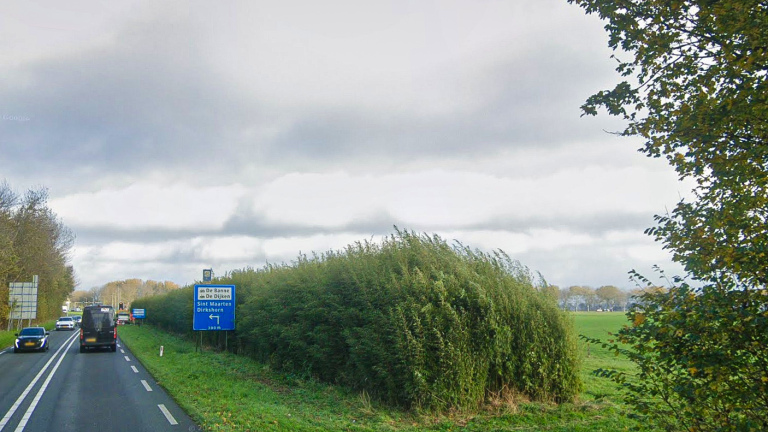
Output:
595,285,626,311
0,182,75,324
70,290,91,304
558,286,572,310
569,0,768,286
567,285,597,311
569,1,768,430
627,285,667,309
94,279,181,308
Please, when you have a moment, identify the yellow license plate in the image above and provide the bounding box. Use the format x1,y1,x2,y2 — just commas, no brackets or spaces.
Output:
25,342,35,346
85,338,96,343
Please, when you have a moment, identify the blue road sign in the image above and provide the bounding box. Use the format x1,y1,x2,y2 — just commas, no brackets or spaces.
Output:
193,284,235,331
132,308,146,319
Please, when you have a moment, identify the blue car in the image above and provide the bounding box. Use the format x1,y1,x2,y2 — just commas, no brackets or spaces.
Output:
14,327,50,353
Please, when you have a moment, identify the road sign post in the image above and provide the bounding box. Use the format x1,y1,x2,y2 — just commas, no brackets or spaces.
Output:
193,285,235,331
132,308,146,326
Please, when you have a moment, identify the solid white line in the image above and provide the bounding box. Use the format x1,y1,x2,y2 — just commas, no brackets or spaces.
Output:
0,332,79,432
131,366,139,373
157,405,178,425
140,380,153,392
124,356,131,362
13,333,79,432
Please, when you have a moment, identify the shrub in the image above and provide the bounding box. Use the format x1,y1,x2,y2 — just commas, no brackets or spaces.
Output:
135,230,581,411
224,230,580,410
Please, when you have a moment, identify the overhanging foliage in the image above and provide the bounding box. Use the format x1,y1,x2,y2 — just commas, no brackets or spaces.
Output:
569,1,768,430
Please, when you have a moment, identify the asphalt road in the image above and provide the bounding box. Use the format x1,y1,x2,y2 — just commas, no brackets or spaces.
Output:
0,328,199,432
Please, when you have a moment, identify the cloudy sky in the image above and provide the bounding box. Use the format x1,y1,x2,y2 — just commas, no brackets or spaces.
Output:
1,1,691,291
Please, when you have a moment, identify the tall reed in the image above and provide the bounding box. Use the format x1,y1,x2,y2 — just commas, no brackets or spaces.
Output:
134,230,580,411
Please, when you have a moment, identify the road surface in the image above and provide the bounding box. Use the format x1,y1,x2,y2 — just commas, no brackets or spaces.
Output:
0,328,199,432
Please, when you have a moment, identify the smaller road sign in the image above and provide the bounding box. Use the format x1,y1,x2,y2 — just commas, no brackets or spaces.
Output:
193,285,235,331
132,308,146,319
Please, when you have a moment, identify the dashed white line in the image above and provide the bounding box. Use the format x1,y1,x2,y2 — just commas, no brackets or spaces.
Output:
158,405,178,425
131,366,139,373
120,349,125,354
141,380,153,392
124,356,131,362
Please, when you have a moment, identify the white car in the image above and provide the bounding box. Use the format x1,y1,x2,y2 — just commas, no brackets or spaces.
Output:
55,316,76,331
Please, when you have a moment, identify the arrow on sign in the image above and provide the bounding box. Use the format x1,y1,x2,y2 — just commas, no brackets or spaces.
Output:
209,314,220,325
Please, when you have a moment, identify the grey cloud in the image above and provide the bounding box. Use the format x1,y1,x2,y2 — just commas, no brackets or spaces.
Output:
70,212,406,246
70,206,653,248
263,45,626,170
472,211,655,237
221,208,405,239
0,14,272,187
1,8,623,191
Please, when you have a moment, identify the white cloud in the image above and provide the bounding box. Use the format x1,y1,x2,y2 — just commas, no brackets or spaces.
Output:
248,158,687,230
51,182,248,230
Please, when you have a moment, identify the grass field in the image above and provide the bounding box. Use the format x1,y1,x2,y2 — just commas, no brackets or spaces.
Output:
118,312,649,431
571,312,636,402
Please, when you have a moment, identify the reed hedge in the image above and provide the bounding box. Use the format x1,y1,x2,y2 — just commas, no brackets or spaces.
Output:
133,230,580,411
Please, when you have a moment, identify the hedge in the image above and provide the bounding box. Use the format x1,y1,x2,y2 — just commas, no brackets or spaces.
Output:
133,230,580,411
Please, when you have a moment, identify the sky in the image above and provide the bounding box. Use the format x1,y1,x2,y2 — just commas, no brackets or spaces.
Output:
0,0,692,291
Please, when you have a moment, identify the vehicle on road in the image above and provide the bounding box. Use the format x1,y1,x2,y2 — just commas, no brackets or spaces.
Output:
72,315,82,326
55,316,76,331
80,305,117,352
14,327,50,353
116,310,131,325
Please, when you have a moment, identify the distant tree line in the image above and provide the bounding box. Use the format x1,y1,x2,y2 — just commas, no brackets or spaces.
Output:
69,278,181,309
0,181,75,325
542,284,663,312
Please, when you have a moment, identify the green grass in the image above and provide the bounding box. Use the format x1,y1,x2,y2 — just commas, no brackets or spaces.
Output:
571,312,636,402
0,320,57,350
119,312,651,431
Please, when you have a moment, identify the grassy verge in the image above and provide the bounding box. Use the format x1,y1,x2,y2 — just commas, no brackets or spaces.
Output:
119,311,649,431
0,320,57,350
